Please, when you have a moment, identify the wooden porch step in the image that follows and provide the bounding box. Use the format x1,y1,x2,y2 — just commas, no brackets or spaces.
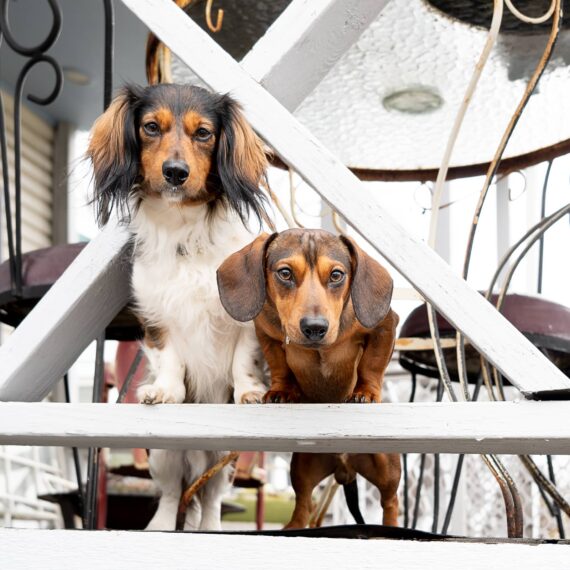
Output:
1,402,570,455
0,528,567,569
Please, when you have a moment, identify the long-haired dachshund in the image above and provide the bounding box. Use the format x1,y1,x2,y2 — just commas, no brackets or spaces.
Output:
88,84,269,531
218,229,401,528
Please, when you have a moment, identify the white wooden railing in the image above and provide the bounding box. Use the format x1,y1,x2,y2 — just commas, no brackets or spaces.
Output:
0,0,569,565
0,0,568,401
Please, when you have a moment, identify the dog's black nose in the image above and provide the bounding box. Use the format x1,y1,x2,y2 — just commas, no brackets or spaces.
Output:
162,160,189,185
300,317,329,341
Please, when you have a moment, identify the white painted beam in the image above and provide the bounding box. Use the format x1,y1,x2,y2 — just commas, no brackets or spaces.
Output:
1,402,570,454
0,224,131,401
241,0,389,112
0,529,568,570
120,0,570,397
0,0,382,403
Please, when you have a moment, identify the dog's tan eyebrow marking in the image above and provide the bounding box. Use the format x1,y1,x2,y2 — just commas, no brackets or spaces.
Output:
272,254,307,271
316,255,348,273
142,108,174,131
183,110,215,135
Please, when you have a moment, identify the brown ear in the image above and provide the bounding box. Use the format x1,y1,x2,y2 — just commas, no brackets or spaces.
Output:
340,236,393,329
216,95,269,226
217,233,277,322
86,86,142,225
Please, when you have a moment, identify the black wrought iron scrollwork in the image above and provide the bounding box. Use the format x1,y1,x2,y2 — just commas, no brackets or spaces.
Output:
0,0,64,296
1,0,116,533
0,0,61,56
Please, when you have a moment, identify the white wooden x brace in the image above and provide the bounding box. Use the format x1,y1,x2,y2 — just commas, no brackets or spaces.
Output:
0,0,568,403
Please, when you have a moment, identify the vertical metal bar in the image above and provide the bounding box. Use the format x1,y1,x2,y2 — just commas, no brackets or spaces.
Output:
84,334,106,529
431,377,443,533
116,346,144,404
547,456,565,538
103,0,115,110
403,372,417,528
536,160,553,294
0,94,17,292
411,453,426,530
535,160,564,537
441,374,483,535
255,452,265,531
63,374,84,510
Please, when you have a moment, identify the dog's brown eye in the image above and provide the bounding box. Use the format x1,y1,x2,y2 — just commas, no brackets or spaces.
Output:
330,270,345,283
277,268,293,282
195,127,212,141
144,122,160,136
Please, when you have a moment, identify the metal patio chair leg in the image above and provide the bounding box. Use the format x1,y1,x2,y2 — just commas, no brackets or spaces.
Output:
84,334,106,529
63,374,84,513
402,372,417,528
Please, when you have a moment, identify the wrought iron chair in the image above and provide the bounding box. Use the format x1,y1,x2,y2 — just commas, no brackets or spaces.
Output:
397,167,570,537
399,293,570,383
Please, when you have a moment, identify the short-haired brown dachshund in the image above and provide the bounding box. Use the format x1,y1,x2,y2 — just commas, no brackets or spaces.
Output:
217,229,401,528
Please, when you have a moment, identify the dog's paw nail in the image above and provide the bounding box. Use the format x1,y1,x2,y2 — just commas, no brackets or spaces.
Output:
240,391,265,404
138,384,185,405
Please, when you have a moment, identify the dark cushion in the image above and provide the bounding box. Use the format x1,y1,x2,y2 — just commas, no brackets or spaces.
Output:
0,243,140,340
399,294,570,381
0,243,86,293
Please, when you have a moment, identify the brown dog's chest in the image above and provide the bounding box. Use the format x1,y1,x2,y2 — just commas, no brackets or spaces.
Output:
285,342,364,403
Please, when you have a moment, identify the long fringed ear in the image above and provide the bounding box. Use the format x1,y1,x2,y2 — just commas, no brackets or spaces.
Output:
340,236,393,329
87,86,142,226
216,95,269,227
217,233,277,322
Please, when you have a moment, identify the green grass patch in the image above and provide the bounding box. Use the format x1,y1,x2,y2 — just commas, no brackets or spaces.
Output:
224,490,295,524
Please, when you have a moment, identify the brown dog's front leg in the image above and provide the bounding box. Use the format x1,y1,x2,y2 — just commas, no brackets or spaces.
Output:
345,309,399,403
256,327,302,403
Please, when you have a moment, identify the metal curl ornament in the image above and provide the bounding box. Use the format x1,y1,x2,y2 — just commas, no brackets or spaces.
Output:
0,0,62,56
15,54,64,106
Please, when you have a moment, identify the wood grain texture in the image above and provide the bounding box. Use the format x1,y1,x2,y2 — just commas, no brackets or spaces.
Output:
241,0,389,111
1,402,570,454
0,529,568,569
0,223,131,402
119,0,570,397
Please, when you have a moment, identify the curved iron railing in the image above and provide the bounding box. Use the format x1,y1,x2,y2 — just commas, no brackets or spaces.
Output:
0,0,114,298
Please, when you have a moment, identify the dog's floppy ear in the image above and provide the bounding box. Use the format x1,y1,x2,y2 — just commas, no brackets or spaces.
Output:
217,233,277,322
87,86,142,226
340,236,393,329
216,95,268,227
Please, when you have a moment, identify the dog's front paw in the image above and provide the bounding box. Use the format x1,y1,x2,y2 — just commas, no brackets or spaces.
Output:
137,383,185,405
240,390,265,404
344,391,380,404
263,388,301,404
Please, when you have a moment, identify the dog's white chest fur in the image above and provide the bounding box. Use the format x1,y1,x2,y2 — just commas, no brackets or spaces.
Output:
131,199,257,403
